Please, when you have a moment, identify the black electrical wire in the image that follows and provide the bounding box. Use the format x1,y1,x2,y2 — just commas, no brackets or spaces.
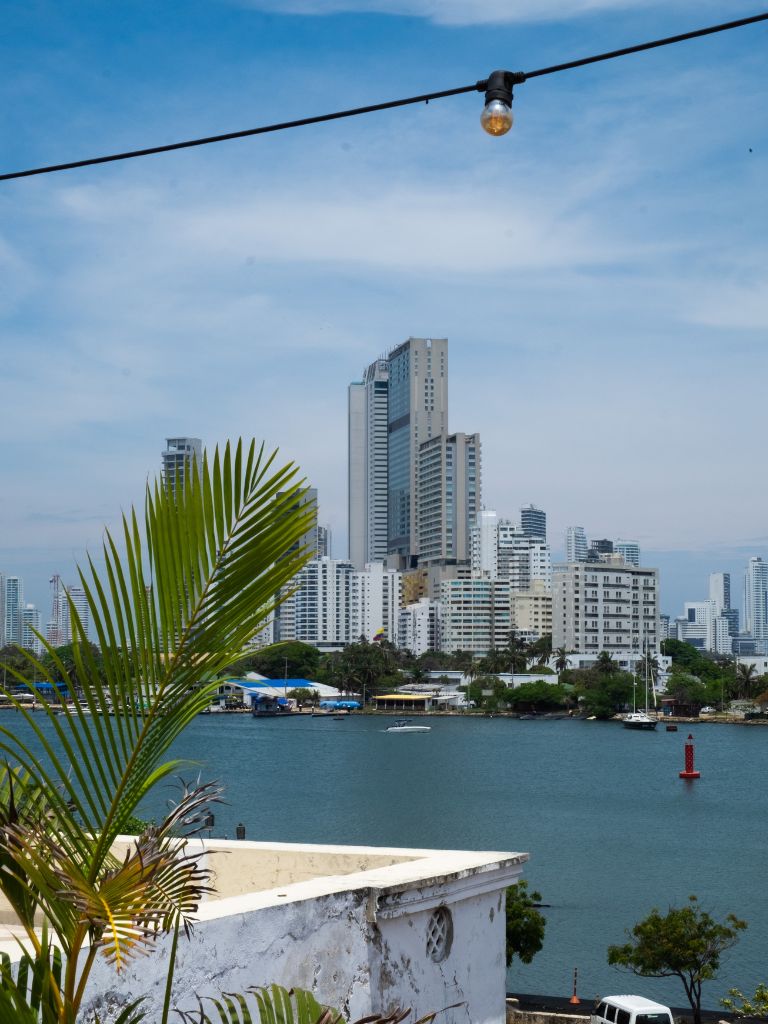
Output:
1,10,766,183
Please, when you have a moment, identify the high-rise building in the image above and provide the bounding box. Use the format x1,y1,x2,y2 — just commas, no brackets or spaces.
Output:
710,571,738,638
47,574,66,647
553,561,659,654
470,514,551,592
4,576,23,646
615,540,640,567
21,604,43,656
387,337,449,565
348,358,389,568
0,572,5,647
565,527,588,563
287,557,354,649
520,505,546,541
317,525,332,558
588,539,614,561
273,488,319,641
679,600,732,655
417,431,481,566
511,580,552,641
398,598,442,656
349,562,402,644
744,556,768,646
161,437,202,498
709,572,730,613
439,577,511,656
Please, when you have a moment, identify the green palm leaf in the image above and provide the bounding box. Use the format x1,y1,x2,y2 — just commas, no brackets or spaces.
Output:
0,440,314,1019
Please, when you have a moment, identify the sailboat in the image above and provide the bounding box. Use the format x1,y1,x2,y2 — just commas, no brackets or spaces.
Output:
623,646,657,731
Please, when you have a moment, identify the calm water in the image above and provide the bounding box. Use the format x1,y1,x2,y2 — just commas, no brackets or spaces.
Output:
5,713,767,1007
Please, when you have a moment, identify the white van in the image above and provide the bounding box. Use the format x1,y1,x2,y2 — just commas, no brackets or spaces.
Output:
591,995,673,1024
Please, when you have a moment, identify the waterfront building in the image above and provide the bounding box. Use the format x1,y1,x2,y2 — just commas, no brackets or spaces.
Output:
397,598,442,656
510,581,552,640
4,576,23,646
439,577,511,656
387,337,449,566
161,437,202,498
520,504,546,541
565,526,588,563
744,556,768,651
552,561,660,654
349,562,402,643
0,572,5,647
286,556,354,649
348,358,389,568
615,540,640,567
417,432,481,566
21,604,43,656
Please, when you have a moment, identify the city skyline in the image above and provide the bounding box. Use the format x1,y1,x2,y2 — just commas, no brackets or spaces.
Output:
1,2,765,618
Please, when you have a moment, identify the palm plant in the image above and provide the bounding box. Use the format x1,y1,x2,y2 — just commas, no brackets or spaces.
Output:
553,647,571,676
736,662,758,700
0,440,316,1023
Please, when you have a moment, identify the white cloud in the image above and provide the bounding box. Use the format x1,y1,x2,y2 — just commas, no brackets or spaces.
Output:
231,0,699,27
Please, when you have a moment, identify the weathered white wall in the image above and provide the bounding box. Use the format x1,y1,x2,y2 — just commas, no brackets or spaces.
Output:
67,841,526,1024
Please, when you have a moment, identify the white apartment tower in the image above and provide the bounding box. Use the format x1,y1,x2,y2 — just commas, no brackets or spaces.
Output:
417,432,481,566
439,577,512,656
21,604,43,656
348,358,389,568
161,437,202,498
349,562,402,643
398,599,442,656
470,514,551,592
553,562,660,654
4,576,23,646
615,540,640,567
565,527,588,563
289,557,354,648
744,556,768,645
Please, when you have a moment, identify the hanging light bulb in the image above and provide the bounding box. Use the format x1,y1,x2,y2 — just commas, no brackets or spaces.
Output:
480,98,513,136
479,70,525,137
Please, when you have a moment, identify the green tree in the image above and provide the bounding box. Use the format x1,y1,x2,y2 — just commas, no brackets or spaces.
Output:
0,440,315,1023
735,662,759,700
233,641,320,681
595,651,616,674
507,681,568,712
553,647,571,678
722,983,768,1017
607,896,747,1024
571,667,635,719
0,645,36,684
506,880,546,968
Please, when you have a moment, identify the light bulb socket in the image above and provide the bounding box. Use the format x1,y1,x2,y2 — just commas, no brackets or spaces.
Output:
481,70,526,107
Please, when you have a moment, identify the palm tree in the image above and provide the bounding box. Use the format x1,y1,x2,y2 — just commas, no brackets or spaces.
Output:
554,647,571,679
0,441,315,1023
736,662,758,700
595,651,616,674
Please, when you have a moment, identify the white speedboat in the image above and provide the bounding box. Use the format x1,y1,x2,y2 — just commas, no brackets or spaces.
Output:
386,719,431,733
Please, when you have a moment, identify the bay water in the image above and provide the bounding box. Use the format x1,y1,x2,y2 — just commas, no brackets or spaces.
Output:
5,712,766,1008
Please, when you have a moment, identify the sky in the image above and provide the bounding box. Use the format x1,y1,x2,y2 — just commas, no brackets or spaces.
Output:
0,0,766,620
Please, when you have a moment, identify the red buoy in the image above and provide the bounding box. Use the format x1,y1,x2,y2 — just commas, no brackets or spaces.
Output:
679,733,701,779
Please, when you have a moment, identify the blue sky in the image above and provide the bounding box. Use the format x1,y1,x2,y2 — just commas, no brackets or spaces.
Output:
1,0,766,619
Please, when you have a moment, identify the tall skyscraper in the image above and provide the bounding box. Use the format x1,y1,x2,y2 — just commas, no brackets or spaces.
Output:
520,505,546,541
744,556,768,645
4,576,23,646
417,432,481,566
21,604,43,656
709,572,731,613
387,337,448,565
161,437,202,498
616,540,640,566
565,527,588,562
348,359,389,568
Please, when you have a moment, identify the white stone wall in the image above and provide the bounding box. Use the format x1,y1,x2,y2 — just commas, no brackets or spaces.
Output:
76,841,526,1024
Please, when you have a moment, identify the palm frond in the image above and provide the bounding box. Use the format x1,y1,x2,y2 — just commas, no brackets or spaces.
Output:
0,440,314,1017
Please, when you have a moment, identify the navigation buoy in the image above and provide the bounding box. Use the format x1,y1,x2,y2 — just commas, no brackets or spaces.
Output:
679,733,700,779
569,967,580,1005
